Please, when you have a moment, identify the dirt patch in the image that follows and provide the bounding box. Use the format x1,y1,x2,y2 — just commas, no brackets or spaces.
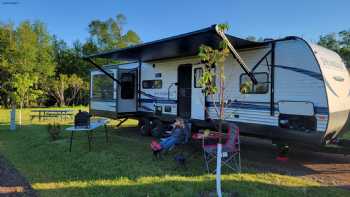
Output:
240,136,350,189
0,156,36,197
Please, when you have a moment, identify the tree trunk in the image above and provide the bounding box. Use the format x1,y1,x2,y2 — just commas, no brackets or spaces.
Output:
216,143,223,197
216,64,225,197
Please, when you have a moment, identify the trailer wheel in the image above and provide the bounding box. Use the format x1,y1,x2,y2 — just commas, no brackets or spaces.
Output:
151,119,164,138
139,118,151,136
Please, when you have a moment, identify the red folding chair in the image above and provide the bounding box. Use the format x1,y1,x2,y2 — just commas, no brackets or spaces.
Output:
202,123,241,173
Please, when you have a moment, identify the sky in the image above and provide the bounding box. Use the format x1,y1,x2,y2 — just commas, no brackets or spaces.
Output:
0,0,349,45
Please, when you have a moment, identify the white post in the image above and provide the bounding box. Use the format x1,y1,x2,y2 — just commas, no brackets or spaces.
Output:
216,143,222,197
10,105,16,131
19,106,22,127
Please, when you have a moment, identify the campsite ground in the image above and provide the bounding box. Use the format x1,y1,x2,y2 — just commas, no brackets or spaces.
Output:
0,108,350,196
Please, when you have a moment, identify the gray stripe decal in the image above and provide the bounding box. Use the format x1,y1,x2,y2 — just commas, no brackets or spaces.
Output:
274,65,338,97
274,65,323,80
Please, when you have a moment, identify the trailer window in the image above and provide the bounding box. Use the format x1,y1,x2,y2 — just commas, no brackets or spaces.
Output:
121,73,135,99
240,72,269,94
92,74,114,100
194,68,203,88
142,80,162,89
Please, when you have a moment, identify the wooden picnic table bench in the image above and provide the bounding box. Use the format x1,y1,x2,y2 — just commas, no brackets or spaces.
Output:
30,109,74,121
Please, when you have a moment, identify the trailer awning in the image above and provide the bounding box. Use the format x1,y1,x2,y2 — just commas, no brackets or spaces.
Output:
83,25,267,62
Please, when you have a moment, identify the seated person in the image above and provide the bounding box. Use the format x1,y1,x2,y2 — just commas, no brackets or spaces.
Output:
151,117,185,152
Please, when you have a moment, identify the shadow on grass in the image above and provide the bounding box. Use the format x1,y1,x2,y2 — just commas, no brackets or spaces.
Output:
1,123,350,177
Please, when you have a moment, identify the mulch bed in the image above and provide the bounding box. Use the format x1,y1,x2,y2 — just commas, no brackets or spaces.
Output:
0,156,36,197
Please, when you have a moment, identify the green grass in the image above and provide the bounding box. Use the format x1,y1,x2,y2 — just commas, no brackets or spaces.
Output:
0,107,349,196
342,131,350,140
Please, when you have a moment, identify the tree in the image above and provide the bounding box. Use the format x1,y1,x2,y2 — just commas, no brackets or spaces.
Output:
48,74,86,106
198,24,231,197
52,37,91,80
0,21,55,107
48,74,69,107
0,23,16,107
319,33,340,52
318,30,350,67
88,14,141,50
66,74,86,106
246,36,257,41
11,73,41,126
338,30,350,67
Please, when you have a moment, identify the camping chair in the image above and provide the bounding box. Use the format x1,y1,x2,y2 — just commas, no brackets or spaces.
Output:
168,121,192,151
153,122,191,159
171,122,191,168
203,123,241,173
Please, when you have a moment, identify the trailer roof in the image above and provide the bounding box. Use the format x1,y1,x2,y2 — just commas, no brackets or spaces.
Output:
83,25,267,62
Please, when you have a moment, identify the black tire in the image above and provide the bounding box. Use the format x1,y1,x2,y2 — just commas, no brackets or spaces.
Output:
139,118,151,136
151,119,164,138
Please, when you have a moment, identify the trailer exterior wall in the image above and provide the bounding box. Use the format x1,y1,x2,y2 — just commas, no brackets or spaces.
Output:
311,43,350,141
88,37,350,146
274,39,328,133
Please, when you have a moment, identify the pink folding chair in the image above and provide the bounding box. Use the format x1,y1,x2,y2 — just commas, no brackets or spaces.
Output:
202,123,241,173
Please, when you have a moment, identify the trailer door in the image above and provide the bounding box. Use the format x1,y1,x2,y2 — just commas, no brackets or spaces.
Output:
117,69,137,113
191,65,205,120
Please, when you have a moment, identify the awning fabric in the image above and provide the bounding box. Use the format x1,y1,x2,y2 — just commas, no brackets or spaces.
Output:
84,25,266,62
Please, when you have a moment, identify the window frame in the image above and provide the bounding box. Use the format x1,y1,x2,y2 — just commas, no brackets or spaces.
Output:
239,72,269,94
193,67,203,88
142,80,163,89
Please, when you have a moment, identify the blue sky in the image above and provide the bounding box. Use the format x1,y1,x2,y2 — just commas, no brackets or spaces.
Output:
1,0,349,45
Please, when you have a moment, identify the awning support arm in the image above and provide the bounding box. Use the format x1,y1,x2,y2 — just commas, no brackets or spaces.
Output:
86,58,122,86
214,25,258,84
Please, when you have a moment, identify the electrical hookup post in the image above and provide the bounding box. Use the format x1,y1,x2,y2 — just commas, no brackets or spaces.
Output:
10,104,16,131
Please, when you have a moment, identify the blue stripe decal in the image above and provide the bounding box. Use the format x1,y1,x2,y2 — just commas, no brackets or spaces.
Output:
274,65,323,81
140,92,172,100
140,98,177,104
207,102,273,111
274,65,338,97
91,99,117,102
140,105,153,111
314,107,328,114
206,101,328,115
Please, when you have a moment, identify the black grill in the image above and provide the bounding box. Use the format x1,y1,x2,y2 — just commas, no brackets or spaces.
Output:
74,110,90,128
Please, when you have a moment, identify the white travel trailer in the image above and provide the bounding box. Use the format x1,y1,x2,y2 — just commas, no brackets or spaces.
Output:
85,25,350,148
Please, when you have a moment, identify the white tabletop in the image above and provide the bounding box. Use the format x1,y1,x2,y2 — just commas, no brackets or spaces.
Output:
65,118,108,131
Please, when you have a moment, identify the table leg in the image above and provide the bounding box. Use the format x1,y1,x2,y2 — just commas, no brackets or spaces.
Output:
88,131,92,152
39,111,42,121
105,124,108,143
69,131,74,152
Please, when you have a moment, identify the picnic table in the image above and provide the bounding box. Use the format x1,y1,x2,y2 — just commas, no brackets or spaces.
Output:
30,109,74,121
65,118,109,152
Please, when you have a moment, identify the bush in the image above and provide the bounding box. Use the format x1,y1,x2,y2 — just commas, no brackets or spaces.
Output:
47,123,61,141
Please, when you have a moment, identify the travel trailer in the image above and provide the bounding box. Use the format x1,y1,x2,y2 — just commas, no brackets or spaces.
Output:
84,25,350,149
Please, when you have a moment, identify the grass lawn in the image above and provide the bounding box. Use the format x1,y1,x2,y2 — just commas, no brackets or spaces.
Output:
0,107,349,196
343,131,350,140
